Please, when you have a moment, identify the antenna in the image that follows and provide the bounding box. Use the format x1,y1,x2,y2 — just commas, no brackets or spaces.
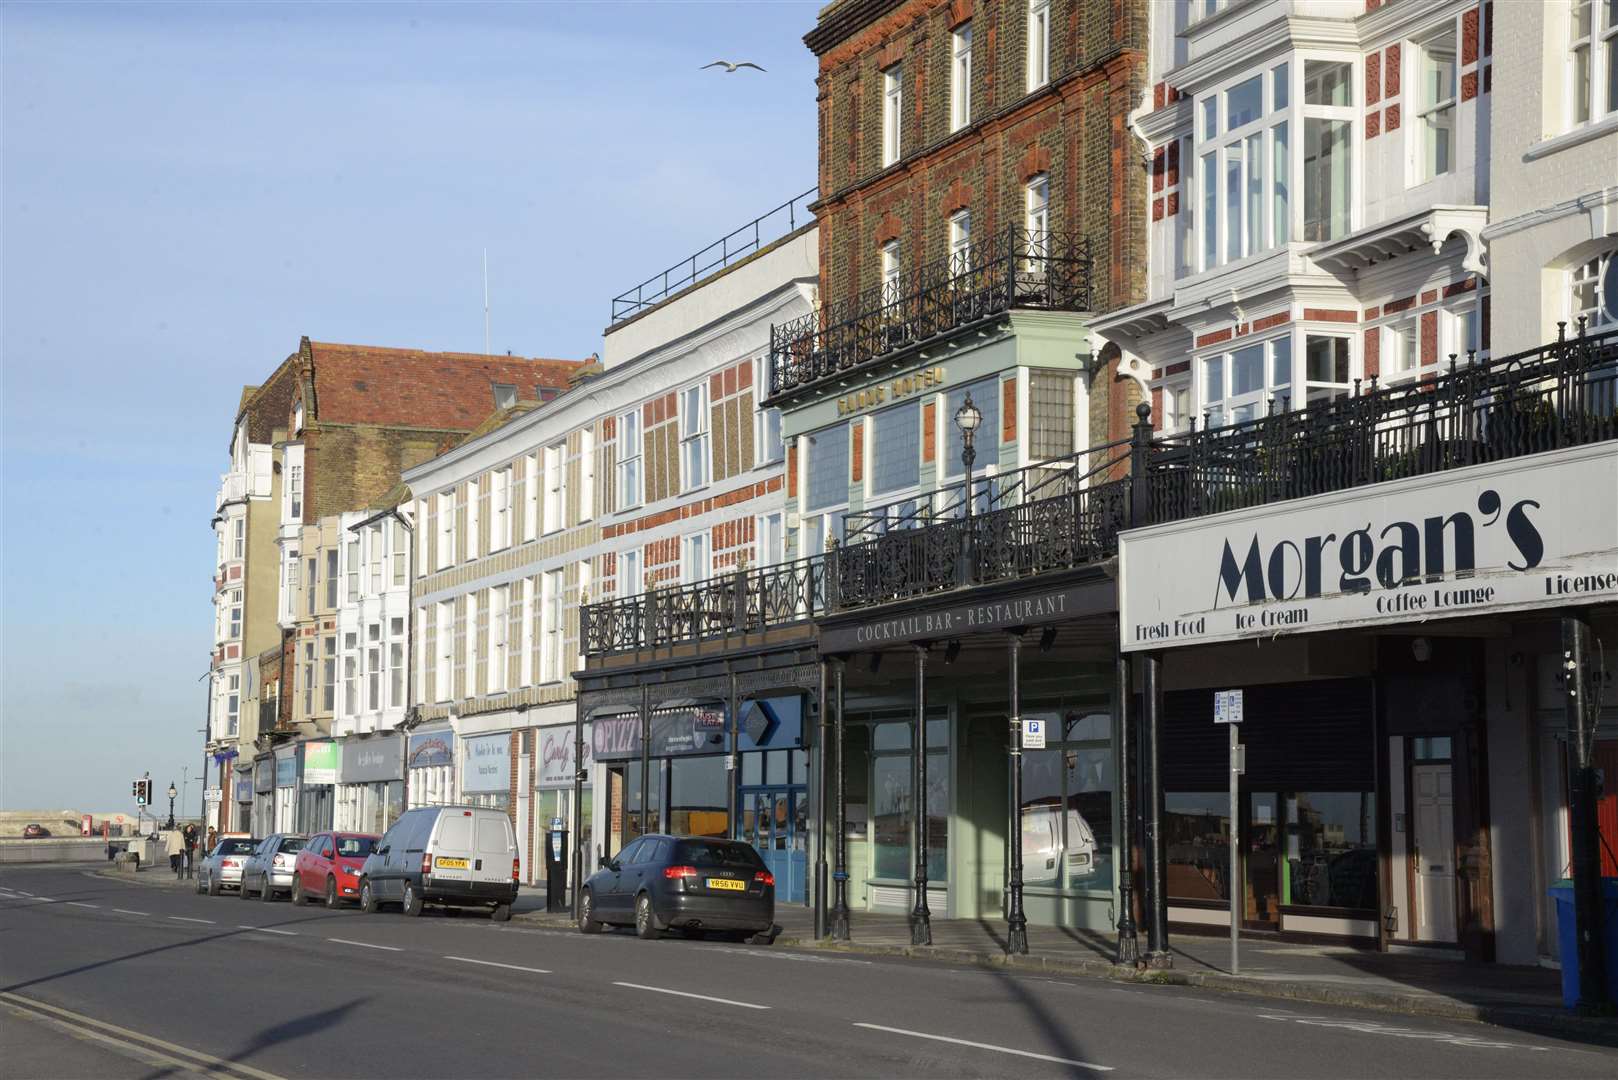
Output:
483,249,491,356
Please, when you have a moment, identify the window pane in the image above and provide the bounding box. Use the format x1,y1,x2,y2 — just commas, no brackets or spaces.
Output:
1245,132,1263,254
1273,122,1290,245
1201,97,1217,139
1225,147,1242,261
1574,45,1592,125
1021,748,1064,888
873,755,910,879
1204,356,1225,402
1225,75,1262,129
870,401,921,494
1167,792,1232,901
1303,118,1351,241
943,378,999,477
1306,335,1350,383
1273,62,1289,110
1303,60,1352,106
1286,792,1378,910
1231,344,1264,396
1271,335,1292,389
1202,153,1218,269
806,424,849,510
1065,747,1112,888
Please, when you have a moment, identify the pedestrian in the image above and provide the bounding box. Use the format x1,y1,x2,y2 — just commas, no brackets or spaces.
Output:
206,826,218,854
183,823,198,878
166,828,184,878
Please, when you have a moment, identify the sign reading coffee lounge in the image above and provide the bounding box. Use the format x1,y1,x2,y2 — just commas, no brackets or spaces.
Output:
1119,445,1618,652
819,578,1114,652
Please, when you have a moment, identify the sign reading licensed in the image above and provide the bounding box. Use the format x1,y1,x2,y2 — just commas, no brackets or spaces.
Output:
1119,445,1618,652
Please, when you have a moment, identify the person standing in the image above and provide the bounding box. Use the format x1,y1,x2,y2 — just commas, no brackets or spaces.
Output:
166,828,184,878
182,823,199,878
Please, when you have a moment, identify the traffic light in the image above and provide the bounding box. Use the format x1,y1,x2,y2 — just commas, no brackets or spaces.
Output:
133,779,151,806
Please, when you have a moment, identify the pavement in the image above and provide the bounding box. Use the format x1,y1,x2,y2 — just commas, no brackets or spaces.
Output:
3,863,1614,1078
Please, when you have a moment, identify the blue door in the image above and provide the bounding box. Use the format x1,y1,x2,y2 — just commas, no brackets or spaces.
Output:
740,788,807,904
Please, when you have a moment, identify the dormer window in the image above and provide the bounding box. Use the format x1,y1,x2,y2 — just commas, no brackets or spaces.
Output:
492,383,518,410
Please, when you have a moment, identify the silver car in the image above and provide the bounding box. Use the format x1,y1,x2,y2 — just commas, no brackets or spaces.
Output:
196,835,259,896
239,834,307,901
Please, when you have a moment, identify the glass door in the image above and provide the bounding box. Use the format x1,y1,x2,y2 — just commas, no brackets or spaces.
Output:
738,787,807,904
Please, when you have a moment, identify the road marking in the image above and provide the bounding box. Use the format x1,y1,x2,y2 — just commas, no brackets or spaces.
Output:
239,925,297,936
0,991,286,1080
445,955,551,974
66,901,101,909
611,981,769,1009
1254,1013,1546,1051
112,908,148,916
328,937,402,952
34,896,54,902
852,1023,1112,1072
169,916,215,924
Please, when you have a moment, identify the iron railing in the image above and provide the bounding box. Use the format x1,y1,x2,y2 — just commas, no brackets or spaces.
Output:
768,227,1094,402
582,323,1617,656
610,188,817,324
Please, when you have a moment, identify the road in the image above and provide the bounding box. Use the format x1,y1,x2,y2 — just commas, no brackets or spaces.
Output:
2,864,1612,1079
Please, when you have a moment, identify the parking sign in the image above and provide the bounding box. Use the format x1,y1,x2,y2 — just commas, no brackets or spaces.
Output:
1022,717,1046,749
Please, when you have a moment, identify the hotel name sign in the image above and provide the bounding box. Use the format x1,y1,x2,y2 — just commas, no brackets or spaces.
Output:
1118,445,1618,652
836,366,946,417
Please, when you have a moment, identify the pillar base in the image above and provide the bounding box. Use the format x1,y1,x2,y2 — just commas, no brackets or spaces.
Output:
1115,929,1140,966
831,908,851,942
1006,922,1029,956
910,908,932,946
1145,949,1174,970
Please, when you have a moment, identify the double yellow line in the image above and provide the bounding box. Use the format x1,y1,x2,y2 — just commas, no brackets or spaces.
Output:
0,991,285,1080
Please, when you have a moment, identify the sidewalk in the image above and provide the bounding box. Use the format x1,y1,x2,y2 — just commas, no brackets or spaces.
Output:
514,902,1615,1044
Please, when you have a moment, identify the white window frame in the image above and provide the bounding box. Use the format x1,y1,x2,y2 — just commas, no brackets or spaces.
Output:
346,538,360,602
343,631,359,716
951,23,973,132
679,383,709,492
682,531,710,585
287,465,302,521
1568,0,1618,127
366,626,381,712
519,577,535,687
882,64,903,166
578,430,595,523
229,589,242,640
232,517,245,560
616,410,643,509
881,241,902,308
435,601,453,702
1025,174,1050,255
1027,0,1051,92
491,465,512,551
292,400,304,434
618,548,642,599
948,210,972,276
1413,25,1457,185
541,569,563,684
1199,333,1295,428
543,444,565,535
1300,57,1355,244
758,511,785,569
753,358,784,465
1383,318,1421,380
436,491,455,570
465,478,480,562
487,585,508,694
523,452,540,537
226,674,240,736
389,617,405,708
1197,65,1293,271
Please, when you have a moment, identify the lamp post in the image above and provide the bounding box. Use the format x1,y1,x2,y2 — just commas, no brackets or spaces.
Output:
166,783,178,830
954,393,982,587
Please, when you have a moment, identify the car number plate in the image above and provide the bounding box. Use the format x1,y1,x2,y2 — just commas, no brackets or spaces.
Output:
434,857,469,869
707,877,745,891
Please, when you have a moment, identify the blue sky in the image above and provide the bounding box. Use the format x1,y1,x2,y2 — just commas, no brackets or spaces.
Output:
0,1,819,811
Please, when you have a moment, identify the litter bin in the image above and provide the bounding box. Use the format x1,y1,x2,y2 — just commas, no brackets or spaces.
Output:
1547,878,1618,1009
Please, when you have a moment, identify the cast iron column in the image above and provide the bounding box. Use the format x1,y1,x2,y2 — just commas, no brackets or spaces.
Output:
910,645,933,945
638,686,651,836
1143,651,1171,968
831,658,851,940
727,667,739,837
571,698,585,919
1006,632,1029,954
814,660,830,939
1564,615,1610,1011
1115,650,1139,964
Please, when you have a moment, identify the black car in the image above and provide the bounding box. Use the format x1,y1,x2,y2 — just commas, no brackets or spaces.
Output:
579,834,775,941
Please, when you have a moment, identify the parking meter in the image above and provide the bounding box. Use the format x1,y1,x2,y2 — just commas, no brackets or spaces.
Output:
545,822,568,913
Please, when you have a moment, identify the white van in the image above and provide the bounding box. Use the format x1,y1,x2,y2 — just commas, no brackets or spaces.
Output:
358,805,519,921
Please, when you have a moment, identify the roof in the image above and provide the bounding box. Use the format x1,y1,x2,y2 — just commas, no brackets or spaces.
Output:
305,340,587,429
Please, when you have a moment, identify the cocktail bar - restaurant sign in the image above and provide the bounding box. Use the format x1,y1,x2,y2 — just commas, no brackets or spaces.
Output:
1119,444,1618,652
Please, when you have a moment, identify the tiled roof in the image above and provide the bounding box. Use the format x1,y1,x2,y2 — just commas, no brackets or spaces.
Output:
306,340,585,429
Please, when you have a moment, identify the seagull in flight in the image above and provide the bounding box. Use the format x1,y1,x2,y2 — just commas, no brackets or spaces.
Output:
702,60,766,73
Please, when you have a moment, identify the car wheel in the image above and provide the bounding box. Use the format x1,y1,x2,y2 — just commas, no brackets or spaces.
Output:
360,880,378,914
402,880,423,917
634,893,660,940
291,878,306,905
578,889,602,934
260,877,276,901
207,874,220,898
490,902,511,923
240,874,252,899
325,877,338,909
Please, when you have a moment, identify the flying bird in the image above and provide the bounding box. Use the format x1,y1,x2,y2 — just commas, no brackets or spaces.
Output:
702,60,766,73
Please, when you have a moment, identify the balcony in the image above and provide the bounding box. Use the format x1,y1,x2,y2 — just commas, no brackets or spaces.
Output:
584,323,1617,657
767,227,1094,403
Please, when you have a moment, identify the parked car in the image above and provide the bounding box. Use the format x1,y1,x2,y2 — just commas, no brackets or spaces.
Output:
292,831,378,908
358,806,517,921
196,834,257,895
579,834,775,941
21,824,50,839
239,834,308,901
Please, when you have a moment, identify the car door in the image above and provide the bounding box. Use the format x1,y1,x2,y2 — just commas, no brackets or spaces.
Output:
620,837,661,911
600,838,642,917
297,834,322,895
399,811,436,898
472,812,514,888
370,818,403,898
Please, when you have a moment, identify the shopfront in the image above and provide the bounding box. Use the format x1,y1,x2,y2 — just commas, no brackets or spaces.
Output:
407,728,454,808
461,732,511,812
335,733,404,834
299,741,337,833
234,769,254,836
251,754,274,837
536,722,592,884
273,747,298,833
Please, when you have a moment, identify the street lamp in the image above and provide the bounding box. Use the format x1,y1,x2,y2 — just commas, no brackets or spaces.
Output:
954,392,983,587
166,783,178,830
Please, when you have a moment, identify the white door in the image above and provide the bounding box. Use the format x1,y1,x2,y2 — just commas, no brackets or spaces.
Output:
1412,763,1457,943
473,812,515,886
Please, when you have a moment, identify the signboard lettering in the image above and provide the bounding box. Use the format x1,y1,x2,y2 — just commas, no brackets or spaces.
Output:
837,366,945,417
538,723,593,788
461,733,510,794
821,579,1112,653
591,715,641,761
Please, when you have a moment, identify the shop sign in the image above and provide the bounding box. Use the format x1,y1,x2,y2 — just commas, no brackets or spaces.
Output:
302,741,339,785
235,777,254,803
538,724,592,789
274,753,296,789
1120,445,1618,652
820,578,1114,653
739,695,804,750
461,733,510,793
407,731,453,770
339,735,405,783
253,757,273,793
651,707,728,756
836,365,946,417
591,715,642,761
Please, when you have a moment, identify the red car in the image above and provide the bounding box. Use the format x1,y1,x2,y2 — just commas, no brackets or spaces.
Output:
292,831,379,908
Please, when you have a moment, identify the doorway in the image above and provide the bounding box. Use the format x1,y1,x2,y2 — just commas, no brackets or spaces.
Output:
738,787,808,903
1412,761,1457,943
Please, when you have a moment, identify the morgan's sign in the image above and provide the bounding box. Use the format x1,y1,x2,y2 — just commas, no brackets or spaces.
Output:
1119,445,1618,651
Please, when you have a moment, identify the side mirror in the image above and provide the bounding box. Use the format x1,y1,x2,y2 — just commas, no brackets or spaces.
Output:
377,845,389,855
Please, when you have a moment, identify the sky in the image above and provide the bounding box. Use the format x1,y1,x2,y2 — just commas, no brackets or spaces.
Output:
0,1,820,811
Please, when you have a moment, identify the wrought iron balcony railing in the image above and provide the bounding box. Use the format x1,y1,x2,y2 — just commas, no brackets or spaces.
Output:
768,227,1094,402
583,322,1617,657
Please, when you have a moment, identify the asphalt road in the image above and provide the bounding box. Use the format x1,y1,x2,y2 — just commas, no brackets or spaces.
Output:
2,864,1613,1080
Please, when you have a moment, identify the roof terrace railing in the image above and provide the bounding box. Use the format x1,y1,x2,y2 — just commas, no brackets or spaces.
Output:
609,187,818,324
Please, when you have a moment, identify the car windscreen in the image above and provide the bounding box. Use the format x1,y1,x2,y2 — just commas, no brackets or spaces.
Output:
219,839,257,855
673,840,764,869
277,837,308,854
334,836,374,858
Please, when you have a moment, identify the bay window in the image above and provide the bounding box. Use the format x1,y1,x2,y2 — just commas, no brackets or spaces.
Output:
1384,320,1420,378
1302,60,1354,242
1303,335,1352,404
1416,28,1456,183
1201,336,1292,427
1198,63,1292,271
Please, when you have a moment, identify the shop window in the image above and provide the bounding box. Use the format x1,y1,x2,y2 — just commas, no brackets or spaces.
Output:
870,716,948,882
1286,792,1378,911
1018,708,1113,893
870,401,921,495
1166,792,1231,901
669,755,729,839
